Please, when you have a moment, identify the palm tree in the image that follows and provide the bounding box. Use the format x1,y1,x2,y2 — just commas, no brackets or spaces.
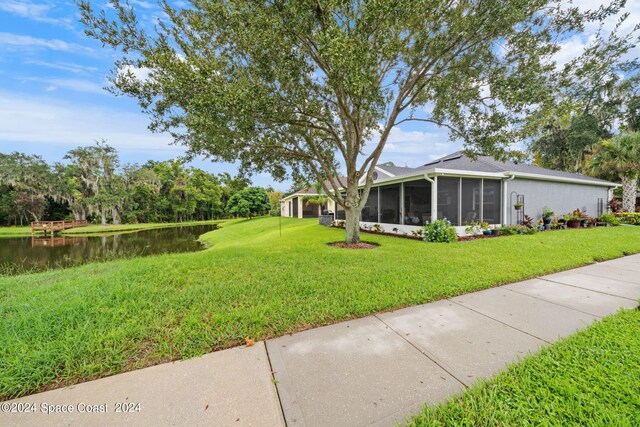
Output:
588,132,640,212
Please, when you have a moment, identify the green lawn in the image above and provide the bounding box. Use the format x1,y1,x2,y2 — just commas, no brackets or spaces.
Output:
406,308,640,426
0,219,225,238
2,217,640,399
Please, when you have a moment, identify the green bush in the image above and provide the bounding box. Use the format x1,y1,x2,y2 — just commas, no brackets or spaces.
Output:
500,224,539,235
615,212,640,225
423,219,458,243
598,213,620,225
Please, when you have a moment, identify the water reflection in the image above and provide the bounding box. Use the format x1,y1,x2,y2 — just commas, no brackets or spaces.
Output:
1,224,218,275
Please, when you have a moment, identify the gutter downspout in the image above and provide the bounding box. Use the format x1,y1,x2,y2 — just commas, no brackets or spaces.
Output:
503,173,515,225
424,173,438,223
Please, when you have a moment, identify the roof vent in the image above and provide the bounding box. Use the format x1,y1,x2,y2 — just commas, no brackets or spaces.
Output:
372,171,378,180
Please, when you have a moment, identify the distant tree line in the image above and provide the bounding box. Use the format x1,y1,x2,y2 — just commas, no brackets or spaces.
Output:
0,141,279,226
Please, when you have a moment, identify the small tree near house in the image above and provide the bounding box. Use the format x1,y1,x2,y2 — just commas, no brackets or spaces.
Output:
226,187,271,218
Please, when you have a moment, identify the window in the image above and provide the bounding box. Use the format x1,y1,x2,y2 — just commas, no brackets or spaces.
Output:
482,180,501,224
461,178,481,225
361,188,379,222
403,180,431,226
437,177,460,226
379,184,400,224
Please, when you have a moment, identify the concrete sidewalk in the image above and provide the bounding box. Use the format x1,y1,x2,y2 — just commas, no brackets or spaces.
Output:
4,255,640,427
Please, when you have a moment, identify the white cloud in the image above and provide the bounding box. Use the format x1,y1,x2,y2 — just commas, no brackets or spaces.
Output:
25,60,99,74
554,0,640,67
20,77,107,94
0,90,181,153
118,64,152,82
131,0,155,9
362,125,461,168
0,0,73,28
0,32,93,54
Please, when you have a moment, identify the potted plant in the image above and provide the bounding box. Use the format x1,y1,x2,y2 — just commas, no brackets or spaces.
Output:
541,206,554,228
490,225,501,236
566,211,581,228
514,202,524,211
481,222,492,235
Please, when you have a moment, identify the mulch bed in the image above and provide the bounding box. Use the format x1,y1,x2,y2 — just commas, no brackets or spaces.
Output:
328,241,380,249
457,233,502,242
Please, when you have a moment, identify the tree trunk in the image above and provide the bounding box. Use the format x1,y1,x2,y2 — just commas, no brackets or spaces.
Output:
101,208,107,225
621,174,638,212
111,207,121,224
344,206,361,244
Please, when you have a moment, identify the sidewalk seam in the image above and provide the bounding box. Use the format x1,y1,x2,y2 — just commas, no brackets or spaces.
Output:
504,287,604,318
263,341,289,427
373,314,468,389
538,277,639,302
447,299,551,345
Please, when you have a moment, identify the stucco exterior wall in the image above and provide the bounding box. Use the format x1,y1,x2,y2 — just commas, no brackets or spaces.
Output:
507,178,610,223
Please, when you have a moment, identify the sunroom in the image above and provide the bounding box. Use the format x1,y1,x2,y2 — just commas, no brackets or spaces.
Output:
335,174,504,233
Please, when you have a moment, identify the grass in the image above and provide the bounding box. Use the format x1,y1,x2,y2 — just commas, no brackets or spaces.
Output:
0,219,225,238
405,308,640,426
2,217,640,400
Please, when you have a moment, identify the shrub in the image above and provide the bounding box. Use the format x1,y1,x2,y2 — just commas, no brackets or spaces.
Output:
500,224,539,235
423,219,458,243
522,215,535,228
615,212,640,225
410,228,423,238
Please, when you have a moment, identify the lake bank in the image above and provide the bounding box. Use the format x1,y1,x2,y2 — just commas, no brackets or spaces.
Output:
0,219,228,238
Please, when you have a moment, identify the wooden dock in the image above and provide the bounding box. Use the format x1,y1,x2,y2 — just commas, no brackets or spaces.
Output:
31,220,88,236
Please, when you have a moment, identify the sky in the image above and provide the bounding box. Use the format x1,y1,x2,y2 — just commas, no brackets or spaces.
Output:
0,0,637,191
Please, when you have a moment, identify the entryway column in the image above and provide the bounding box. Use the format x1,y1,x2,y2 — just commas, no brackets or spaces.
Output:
431,176,438,221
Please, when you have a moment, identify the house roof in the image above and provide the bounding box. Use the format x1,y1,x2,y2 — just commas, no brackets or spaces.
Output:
421,151,613,184
375,164,416,176
282,151,616,199
282,177,348,199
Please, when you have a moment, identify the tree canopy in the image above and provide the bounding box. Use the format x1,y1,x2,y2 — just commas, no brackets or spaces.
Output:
0,143,275,226
588,132,640,212
78,0,631,242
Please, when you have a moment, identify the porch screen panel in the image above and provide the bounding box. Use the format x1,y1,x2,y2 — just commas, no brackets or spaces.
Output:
437,177,459,225
292,197,299,218
379,184,400,224
302,201,315,218
482,179,501,224
461,178,481,225
403,180,431,226
361,188,379,222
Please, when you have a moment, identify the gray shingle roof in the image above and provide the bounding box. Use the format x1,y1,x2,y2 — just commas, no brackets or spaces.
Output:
376,164,416,176
422,151,613,184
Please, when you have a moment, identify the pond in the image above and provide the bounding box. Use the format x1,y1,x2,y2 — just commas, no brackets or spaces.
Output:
0,224,218,275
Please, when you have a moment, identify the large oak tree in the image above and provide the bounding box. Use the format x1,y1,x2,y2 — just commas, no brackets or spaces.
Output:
78,0,623,243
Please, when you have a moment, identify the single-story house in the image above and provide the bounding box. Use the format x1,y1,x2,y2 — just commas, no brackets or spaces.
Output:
281,151,617,234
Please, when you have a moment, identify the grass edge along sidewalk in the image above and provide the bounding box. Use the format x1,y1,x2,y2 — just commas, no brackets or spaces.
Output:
405,307,640,426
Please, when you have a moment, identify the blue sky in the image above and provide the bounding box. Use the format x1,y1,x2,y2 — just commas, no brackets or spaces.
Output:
0,1,636,191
